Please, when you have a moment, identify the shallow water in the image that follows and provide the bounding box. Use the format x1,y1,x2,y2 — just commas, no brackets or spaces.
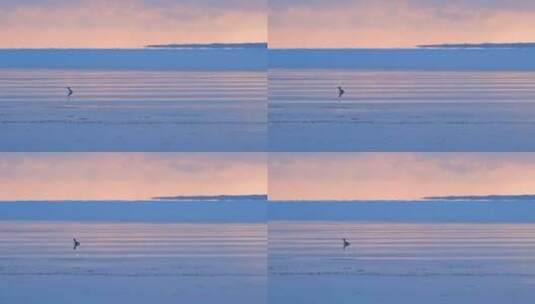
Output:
0,221,266,303
269,69,535,151
269,221,535,304
269,70,535,103
0,70,265,103
0,69,266,151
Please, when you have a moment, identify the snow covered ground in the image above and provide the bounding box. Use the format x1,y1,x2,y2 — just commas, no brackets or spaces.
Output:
269,69,535,151
0,69,266,151
268,204,535,304
0,201,266,304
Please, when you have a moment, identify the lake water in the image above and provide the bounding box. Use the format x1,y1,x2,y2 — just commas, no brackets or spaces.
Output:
269,69,535,151
269,221,535,304
270,70,535,103
0,69,266,151
0,221,266,304
2,205,535,303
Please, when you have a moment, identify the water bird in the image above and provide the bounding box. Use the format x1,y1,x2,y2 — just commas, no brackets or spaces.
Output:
73,238,80,250
66,87,74,99
337,86,345,98
342,238,351,249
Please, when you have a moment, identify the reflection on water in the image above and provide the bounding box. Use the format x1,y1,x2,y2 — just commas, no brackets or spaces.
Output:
0,221,266,276
270,70,535,103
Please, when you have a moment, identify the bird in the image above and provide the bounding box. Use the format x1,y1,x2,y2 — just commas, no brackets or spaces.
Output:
73,238,80,250
66,87,74,99
337,86,345,98
342,238,351,249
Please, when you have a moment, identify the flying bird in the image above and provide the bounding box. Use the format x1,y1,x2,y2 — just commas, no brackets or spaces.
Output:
73,238,80,250
337,86,345,98
342,238,351,249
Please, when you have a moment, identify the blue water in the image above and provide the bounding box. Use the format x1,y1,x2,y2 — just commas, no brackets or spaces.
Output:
269,201,535,222
0,49,266,70
269,221,535,304
4,48,533,71
269,48,535,70
0,69,266,151
268,68,535,151
0,220,266,304
0,201,267,222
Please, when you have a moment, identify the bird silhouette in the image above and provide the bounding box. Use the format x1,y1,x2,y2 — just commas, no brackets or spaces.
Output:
66,87,74,100
342,238,351,250
337,86,345,98
73,238,80,250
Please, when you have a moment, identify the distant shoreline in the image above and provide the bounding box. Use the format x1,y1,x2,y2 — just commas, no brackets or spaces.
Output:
146,42,267,49
153,194,267,201
418,42,535,49
424,194,535,201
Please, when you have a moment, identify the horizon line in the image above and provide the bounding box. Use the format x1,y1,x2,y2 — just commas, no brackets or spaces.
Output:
4,40,535,50
2,193,535,203
0,194,268,203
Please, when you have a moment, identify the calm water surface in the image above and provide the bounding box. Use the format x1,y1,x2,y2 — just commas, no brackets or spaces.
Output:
0,69,266,151
269,221,535,303
0,221,265,274
269,70,535,103
0,221,266,303
269,70,535,151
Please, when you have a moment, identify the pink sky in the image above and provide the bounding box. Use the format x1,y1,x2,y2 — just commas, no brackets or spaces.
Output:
269,0,535,48
269,153,535,200
3,1,534,48
4,152,535,201
0,153,266,200
0,0,266,48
